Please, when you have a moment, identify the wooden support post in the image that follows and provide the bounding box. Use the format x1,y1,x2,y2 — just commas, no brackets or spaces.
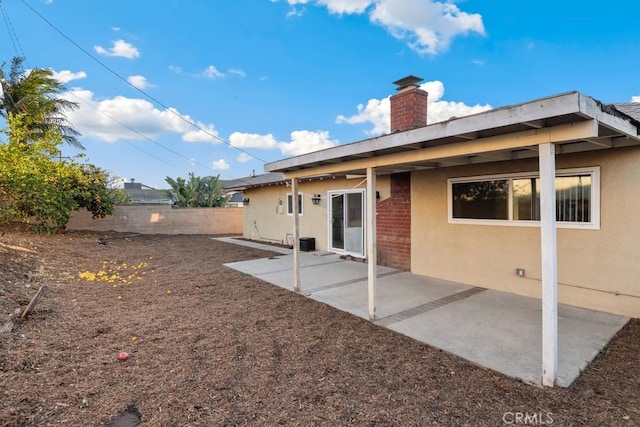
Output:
539,143,558,387
292,178,301,292
366,167,377,320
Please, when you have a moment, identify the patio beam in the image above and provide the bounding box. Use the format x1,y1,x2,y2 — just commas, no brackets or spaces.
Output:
366,167,377,320
292,178,300,292
283,120,598,179
539,143,558,387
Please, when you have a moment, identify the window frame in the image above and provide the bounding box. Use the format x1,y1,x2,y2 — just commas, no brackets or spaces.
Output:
286,193,304,216
447,167,600,229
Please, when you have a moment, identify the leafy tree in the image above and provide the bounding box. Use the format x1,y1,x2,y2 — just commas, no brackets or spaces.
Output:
0,113,119,233
70,164,129,218
0,56,123,232
0,56,83,149
165,173,227,207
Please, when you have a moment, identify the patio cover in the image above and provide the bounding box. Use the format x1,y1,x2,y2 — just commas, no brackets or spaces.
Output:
264,91,640,386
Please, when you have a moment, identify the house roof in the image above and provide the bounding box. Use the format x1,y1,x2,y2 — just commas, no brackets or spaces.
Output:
614,102,640,122
222,172,285,191
125,188,172,205
226,192,245,203
265,92,640,178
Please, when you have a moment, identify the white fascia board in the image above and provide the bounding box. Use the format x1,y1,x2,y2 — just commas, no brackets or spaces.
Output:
266,92,585,173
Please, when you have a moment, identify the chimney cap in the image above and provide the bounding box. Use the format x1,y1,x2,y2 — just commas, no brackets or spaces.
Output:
393,75,424,91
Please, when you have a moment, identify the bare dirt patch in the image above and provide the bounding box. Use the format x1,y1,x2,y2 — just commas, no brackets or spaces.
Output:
0,228,638,426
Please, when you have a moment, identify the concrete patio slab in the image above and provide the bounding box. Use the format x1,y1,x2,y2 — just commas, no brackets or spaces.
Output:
387,290,627,387
219,238,629,387
309,272,472,320
214,237,293,255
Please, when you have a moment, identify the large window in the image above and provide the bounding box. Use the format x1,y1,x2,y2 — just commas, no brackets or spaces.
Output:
286,193,303,216
448,167,599,228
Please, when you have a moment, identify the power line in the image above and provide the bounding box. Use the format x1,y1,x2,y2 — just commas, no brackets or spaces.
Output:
19,0,267,164
63,91,178,169
0,0,26,59
10,0,267,189
64,90,261,186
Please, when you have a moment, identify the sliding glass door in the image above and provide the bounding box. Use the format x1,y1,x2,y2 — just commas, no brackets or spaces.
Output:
328,190,365,256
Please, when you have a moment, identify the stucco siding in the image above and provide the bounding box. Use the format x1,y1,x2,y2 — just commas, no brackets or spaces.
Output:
411,146,640,317
242,176,391,251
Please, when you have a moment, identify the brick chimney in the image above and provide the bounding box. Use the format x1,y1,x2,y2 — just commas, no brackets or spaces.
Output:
390,75,428,133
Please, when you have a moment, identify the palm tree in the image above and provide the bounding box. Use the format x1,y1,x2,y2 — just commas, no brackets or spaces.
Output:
165,173,227,207
0,56,83,149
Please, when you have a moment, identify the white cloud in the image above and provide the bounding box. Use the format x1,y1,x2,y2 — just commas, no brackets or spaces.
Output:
237,152,253,163
278,0,484,55
230,130,337,156
336,80,492,136
229,132,278,149
287,7,305,18
62,88,218,143
50,69,87,84
127,75,153,89
336,97,390,136
318,0,371,14
228,68,247,78
183,123,219,143
94,39,140,59
169,65,183,74
370,0,485,54
203,65,224,79
278,130,338,156
632,96,640,102
112,27,121,32
212,159,230,170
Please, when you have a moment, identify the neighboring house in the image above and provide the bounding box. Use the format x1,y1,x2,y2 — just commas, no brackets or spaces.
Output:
224,192,246,208
230,76,640,323
123,179,172,205
221,177,268,207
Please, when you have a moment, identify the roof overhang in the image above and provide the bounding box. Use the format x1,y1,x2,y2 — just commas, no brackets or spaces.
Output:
265,92,640,179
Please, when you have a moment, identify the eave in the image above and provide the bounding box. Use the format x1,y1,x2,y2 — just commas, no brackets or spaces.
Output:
265,92,640,179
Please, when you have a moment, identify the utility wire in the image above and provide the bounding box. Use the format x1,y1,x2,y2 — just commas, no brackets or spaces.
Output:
11,0,266,188
19,0,267,164
63,90,179,170
65,93,264,186
0,0,26,59
1,1,179,172
63,91,266,187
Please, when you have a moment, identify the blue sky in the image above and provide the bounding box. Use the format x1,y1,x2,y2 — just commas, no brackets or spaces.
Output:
2,0,639,188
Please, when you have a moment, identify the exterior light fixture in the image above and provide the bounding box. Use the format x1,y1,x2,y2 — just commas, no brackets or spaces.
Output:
243,198,250,205
311,194,322,205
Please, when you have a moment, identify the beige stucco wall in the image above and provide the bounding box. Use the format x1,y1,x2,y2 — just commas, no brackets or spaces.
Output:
412,146,640,317
67,205,243,235
243,176,391,250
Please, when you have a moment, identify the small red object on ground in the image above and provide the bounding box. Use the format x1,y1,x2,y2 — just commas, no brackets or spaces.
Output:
118,352,129,361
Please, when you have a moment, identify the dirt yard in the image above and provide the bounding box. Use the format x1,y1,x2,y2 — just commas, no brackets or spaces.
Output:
0,226,638,426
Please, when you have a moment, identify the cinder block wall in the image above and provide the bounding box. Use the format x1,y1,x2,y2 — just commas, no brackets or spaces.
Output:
376,172,411,270
67,205,243,235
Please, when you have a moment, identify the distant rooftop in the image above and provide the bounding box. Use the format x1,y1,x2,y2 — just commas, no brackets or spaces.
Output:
222,172,285,191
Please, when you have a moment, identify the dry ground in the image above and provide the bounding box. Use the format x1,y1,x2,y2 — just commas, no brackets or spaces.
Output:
0,227,638,426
